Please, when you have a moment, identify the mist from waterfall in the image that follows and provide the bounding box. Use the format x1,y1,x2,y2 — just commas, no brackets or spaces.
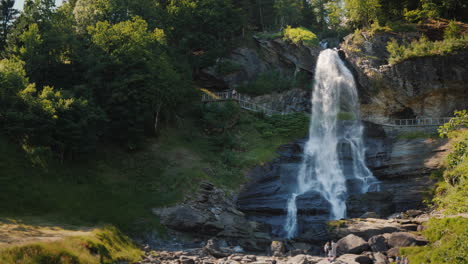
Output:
284,49,379,239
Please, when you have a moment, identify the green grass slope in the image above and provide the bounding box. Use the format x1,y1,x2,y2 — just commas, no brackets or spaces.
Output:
0,106,309,233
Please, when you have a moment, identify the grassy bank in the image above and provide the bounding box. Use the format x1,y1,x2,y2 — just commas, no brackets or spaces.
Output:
0,105,309,233
401,217,468,264
0,225,142,264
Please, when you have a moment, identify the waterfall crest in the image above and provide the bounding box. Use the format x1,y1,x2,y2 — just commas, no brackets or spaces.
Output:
284,49,379,239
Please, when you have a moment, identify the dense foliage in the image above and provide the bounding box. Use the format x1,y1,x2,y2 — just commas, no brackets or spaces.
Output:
425,111,468,214
401,217,468,264
0,0,465,159
387,33,468,64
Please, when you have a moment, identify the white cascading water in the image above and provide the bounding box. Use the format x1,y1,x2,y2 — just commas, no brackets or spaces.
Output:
284,49,379,239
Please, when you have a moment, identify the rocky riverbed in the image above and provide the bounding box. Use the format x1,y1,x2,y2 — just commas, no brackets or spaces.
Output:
148,181,437,264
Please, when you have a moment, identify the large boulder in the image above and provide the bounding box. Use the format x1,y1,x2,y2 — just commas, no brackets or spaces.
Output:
336,234,369,255
335,254,369,264
387,232,427,248
373,252,389,264
368,235,389,252
153,182,271,252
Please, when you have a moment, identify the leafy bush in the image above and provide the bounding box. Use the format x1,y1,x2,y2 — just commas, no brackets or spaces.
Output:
255,113,309,139
438,110,468,138
368,21,391,36
387,21,417,33
283,26,319,47
401,217,468,264
404,0,440,22
201,102,241,133
427,113,468,214
444,21,462,40
387,35,468,64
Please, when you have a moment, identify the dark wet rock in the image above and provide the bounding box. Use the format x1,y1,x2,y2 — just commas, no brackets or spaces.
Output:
347,191,395,218
355,255,374,264
368,235,389,252
336,234,369,255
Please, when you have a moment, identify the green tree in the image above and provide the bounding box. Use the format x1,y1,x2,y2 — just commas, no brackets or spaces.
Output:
87,17,191,148
10,0,83,88
344,0,381,28
325,0,344,31
274,0,303,28
0,59,104,160
0,0,18,49
166,0,243,69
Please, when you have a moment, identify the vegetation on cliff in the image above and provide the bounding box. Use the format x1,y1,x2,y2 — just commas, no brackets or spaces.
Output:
431,111,468,214
387,21,468,64
401,111,468,263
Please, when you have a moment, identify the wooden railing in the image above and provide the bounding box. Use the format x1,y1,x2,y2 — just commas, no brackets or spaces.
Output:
363,117,452,127
202,90,284,116
202,90,453,126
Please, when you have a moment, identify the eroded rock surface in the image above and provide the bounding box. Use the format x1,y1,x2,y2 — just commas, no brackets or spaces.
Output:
341,32,468,119
153,182,271,251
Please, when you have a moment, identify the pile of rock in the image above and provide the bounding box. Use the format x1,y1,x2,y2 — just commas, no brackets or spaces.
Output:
322,231,427,264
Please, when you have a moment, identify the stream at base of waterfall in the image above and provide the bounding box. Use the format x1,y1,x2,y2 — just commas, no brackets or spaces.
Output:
284,49,379,239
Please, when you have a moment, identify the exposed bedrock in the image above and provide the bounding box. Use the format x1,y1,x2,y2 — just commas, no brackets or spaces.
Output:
152,182,271,252
341,32,468,119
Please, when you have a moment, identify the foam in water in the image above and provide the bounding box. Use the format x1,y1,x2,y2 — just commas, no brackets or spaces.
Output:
284,49,379,239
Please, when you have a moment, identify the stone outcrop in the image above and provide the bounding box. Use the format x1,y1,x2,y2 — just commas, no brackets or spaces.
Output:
327,218,423,240
199,37,320,90
387,232,427,248
249,88,311,113
336,234,370,255
152,182,271,252
341,31,468,119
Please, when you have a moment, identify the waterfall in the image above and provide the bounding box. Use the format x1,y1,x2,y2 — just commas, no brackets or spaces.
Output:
284,49,379,239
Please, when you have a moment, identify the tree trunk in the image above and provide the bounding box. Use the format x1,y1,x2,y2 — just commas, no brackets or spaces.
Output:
154,104,162,136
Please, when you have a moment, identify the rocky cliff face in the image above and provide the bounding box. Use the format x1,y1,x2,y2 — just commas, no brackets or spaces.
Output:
341,32,468,119
236,122,449,239
199,37,321,90
198,37,318,113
